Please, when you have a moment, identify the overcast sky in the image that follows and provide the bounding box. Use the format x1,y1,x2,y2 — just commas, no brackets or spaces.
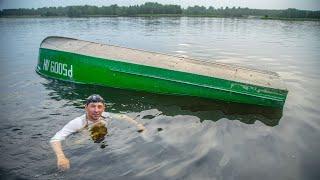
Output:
0,0,320,10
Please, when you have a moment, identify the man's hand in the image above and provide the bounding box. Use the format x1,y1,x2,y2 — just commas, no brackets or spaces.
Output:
114,114,146,133
57,156,70,171
137,123,146,133
51,141,70,171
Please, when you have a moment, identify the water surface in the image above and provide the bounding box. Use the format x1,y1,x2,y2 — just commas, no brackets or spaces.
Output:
0,17,319,180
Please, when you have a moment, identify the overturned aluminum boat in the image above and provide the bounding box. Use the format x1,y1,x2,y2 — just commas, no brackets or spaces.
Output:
36,36,288,108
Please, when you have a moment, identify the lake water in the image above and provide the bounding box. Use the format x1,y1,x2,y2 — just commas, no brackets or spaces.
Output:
0,17,319,180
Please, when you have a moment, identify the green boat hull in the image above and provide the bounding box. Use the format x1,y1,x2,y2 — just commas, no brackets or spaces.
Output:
36,47,287,108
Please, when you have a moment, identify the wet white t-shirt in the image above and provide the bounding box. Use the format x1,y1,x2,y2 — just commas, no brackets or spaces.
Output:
50,112,112,142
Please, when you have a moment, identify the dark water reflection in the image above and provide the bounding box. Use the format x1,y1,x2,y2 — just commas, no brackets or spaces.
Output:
0,17,319,180
42,79,283,126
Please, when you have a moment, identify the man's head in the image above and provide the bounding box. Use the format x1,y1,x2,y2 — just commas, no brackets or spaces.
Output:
85,94,105,121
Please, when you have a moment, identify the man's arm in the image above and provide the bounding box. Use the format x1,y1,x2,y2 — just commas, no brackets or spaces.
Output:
111,114,146,132
51,141,70,171
50,118,82,170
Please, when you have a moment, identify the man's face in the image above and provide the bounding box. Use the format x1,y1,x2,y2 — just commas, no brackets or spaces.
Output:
85,102,105,121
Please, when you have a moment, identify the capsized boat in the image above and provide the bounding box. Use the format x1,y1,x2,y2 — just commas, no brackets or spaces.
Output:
36,36,288,108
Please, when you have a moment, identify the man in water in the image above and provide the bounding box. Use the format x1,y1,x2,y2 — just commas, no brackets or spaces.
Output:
50,94,146,171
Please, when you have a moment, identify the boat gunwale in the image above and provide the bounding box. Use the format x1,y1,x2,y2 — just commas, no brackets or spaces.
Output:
36,67,286,109
35,64,285,108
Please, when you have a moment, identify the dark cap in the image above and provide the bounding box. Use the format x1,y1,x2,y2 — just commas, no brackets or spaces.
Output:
85,94,105,105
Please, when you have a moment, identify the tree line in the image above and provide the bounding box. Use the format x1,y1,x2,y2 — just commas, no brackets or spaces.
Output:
1,2,319,19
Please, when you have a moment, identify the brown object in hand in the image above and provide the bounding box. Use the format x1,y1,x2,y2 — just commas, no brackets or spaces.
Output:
90,122,108,143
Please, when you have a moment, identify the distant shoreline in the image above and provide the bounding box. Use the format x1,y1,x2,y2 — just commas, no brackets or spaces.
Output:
1,14,319,21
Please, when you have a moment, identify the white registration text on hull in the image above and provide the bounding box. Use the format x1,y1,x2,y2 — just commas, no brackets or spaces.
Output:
43,59,73,78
